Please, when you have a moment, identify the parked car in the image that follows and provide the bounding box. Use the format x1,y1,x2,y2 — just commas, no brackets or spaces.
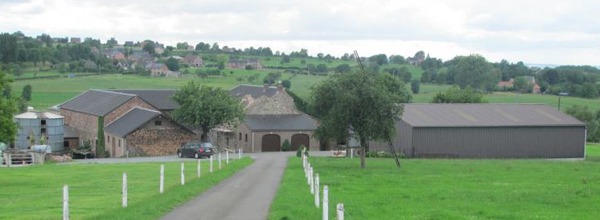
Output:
177,141,215,159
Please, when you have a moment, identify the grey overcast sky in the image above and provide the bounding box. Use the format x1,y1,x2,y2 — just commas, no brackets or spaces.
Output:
1,0,599,65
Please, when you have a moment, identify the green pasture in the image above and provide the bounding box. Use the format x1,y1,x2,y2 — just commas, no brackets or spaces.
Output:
270,144,600,220
0,158,252,219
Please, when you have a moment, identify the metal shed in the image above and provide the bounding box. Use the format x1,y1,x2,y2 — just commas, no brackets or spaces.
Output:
371,104,586,158
14,111,65,152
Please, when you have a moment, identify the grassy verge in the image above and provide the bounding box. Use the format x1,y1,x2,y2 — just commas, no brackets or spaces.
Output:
0,157,252,219
270,144,600,219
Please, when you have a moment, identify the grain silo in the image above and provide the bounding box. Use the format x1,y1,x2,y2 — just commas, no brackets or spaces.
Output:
14,111,65,152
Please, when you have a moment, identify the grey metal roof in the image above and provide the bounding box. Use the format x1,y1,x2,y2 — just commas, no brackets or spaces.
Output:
111,89,178,110
60,90,135,116
229,84,279,99
105,107,161,137
402,104,585,127
244,114,318,131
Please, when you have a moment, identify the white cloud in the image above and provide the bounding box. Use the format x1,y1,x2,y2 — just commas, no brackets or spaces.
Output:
1,0,600,65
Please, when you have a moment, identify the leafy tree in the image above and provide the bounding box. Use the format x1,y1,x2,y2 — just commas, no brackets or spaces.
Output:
431,86,486,103
172,82,244,141
0,72,18,144
165,57,180,71
280,55,291,64
287,90,312,116
565,105,600,142
316,64,328,74
96,116,106,157
446,55,499,92
389,55,406,65
21,84,32,101
368,54,388,65
312,71,412,168
142,41,156,54
513,77,532,93
281,79,291,89
410,79,420,94
0,33,18,63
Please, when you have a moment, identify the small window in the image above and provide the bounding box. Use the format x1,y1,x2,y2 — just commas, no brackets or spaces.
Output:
226,137,230,145
239,132,242,140
41,128,46,134
245,134,248,142
118,139,121,147
41,120,47,126
155,120,162,126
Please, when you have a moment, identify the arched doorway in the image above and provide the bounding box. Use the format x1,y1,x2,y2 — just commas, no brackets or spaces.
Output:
262,134,281,152
291,134,310,151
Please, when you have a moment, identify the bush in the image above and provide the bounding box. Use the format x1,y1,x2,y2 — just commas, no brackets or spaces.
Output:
296,145,309,157
281,139,291,151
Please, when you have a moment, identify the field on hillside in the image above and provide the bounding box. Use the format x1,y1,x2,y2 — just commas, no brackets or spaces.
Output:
270,144,600,220
0,158,252,219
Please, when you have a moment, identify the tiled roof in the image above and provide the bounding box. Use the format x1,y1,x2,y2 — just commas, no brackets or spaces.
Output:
111,89,178,111
60,90,135,116
402,104,585,127
229,84,279,99
244,114,318,131
105,107,161,137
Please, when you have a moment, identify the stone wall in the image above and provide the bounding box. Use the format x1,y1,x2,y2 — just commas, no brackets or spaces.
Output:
105,97,156,124
60,109,98,146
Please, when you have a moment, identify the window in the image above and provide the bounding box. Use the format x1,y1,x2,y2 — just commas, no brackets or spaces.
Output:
245,134,248,142
118,139,121,147
155,120,162,126
41,128,46,134
226,137,230,145
41,119,46,126
239,132,242,140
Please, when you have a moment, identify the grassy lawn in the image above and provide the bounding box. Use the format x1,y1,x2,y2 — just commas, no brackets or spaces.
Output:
0,157,252,219
270,144,600,220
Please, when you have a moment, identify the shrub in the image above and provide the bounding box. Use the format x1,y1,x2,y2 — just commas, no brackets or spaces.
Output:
282,139,291,151
296,145,309,157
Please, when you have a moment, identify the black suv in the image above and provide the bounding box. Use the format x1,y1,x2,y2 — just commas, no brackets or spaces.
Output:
177,141,215,159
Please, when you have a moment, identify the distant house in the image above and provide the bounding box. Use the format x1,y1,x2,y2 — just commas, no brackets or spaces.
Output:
145,62,169,76
70,37,81,44
497,78,514,90
407,56,424,65
228,59,263,70
497,76,541,93
183,55,203,67
370,104,585,158
108,51,126,60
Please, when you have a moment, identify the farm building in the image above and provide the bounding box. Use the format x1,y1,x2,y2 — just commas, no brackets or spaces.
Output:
370,104,586,158
13,111,65,152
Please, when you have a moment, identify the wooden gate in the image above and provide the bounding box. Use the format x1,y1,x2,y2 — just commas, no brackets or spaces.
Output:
262,134,281,152
291,134,310,151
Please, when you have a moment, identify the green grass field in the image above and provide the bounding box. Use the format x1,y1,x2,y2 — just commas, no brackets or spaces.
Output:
270,144,600,220
0,158,252,219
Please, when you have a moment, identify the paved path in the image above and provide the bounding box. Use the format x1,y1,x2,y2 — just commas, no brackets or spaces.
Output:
160,152,294,220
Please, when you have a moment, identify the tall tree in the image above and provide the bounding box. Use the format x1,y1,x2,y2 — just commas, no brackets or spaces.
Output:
431,86,486,103
446,55,499,92
21,84,32,101
172,82,244,141
165,57,180,71
0,72,18,144
312,71,412,168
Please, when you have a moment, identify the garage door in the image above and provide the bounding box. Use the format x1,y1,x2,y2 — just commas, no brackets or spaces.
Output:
262,134,281,152
291,134,310,151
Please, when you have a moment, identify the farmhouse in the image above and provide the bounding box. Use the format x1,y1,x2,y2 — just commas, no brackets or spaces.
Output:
371,104,585,158
59,89,194,157
229,84,319,152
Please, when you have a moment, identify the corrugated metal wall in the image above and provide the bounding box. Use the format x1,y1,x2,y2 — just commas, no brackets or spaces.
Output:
370,120,413,156
412,126,585,158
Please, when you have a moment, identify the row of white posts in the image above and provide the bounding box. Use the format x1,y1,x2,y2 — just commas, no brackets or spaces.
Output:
62,149,243,220
302,151,344,220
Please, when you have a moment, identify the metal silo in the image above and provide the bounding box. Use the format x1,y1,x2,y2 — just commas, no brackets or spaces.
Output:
14,112,40,150
42,112,65,152
13,111,65,152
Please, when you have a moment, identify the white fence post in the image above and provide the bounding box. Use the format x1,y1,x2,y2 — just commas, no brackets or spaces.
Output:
336,203,344,220
315,174,320,208
197,159,201,178
180,162,185,185
323,185,329,220
210,155,213,173
218,153,222,170
238,148,242,159
310,167,315,195
122,173,127,208
350,148,353,159
159,165,164,194
226,151,229,164
307,163,311,185
63,185,69,220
